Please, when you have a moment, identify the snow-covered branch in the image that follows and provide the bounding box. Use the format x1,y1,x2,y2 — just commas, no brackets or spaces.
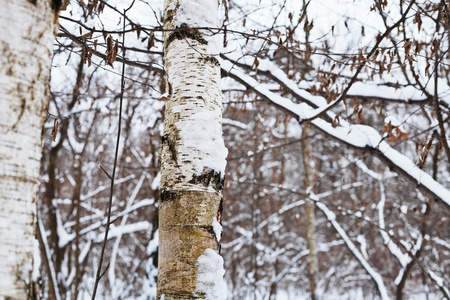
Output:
315,200,390,300
221,59,450,212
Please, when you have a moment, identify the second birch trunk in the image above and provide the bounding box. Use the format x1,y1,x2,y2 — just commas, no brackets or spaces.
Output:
157,0,228,299
0,0,59,298
302,125,319,300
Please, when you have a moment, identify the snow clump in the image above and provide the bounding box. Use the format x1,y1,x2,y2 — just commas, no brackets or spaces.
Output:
195,248,228,300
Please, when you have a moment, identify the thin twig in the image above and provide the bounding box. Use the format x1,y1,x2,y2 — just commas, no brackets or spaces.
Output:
99,164,112,179
37,213,61,300
298,0,416,124
91,1,135,299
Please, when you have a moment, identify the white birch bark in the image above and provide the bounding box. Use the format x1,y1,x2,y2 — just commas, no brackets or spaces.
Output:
0,0,58,298
157,0,228,299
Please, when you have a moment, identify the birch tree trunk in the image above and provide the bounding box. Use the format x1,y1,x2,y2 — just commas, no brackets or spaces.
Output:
157,0,228,299
0,1,59,298
302,126,319,300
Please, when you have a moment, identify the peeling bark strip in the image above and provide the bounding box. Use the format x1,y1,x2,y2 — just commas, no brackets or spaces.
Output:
0,0,58,298
157,0,228,299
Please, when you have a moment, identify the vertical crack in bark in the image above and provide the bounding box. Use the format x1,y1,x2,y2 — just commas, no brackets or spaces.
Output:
10,97,26,131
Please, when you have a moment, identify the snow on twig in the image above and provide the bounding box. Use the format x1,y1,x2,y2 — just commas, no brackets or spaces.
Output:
377,181,410,268
351,158,436,291
427,269,450,299
37,215,62,300
221,59,450,211
80,175,135,201
256,181,363,231
315,201,390,300
109,172,147,287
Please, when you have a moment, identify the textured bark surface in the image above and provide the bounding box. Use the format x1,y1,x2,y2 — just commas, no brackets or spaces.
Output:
157,0,227,299
302,126,318,300
0,0,57,298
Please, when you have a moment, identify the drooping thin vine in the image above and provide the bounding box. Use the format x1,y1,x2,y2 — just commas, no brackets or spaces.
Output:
91,1,135,299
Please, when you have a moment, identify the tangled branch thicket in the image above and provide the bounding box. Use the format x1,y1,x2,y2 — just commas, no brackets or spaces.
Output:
40,0,449,299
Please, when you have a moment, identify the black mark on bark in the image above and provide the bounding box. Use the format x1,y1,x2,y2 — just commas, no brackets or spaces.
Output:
52,0,70,21
160,190,179,203
167,24,208,47
162,134,178,164
164,8,177,23
51,0,62,10
189,167,224,191
217,197,224,223
11,97,26,132
198,225,215,236
199,56,220,66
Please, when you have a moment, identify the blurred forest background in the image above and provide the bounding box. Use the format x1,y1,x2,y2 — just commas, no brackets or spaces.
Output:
38,0,449,299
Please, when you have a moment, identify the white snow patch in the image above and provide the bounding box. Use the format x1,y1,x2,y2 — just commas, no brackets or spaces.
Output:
32,238,41,281
212,217,222,242
151,172,161,190
428,269,444,286
385,115,403,127
179,108,228,175
206,32,223,56
56,210,75,248
176,0,218,28
356,235,369,261
222,118,251,130
195,248,228,300
94,221,151,243
353,159,383,181
147,229,159,255
169,0,222,55
348,81,424,102
400,205,408,215
427,268,450,296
